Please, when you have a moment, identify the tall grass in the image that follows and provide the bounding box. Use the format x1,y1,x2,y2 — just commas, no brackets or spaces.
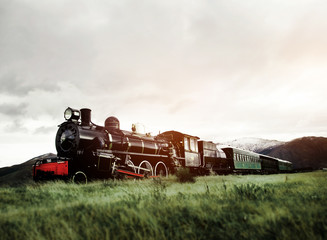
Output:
0,172,326,240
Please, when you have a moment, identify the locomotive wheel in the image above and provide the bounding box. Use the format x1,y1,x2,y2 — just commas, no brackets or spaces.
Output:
138,160,153,178
72,171,87,184
154,161,168,177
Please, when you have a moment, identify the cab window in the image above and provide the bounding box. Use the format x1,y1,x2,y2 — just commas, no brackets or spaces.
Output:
190,138,197,152
184,137,190,151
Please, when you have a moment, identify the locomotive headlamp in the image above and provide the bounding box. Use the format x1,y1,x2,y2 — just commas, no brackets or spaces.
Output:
64,107,80,121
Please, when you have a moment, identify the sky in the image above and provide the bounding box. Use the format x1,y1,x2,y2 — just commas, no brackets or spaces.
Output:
1,0,327,167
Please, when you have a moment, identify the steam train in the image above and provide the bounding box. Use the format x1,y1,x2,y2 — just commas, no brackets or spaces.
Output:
33,107,292,182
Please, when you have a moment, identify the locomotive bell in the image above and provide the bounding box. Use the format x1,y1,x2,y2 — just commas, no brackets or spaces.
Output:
105,116,120,130
132,123,145,134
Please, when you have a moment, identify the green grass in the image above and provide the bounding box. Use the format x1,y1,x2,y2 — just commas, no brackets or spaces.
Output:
1,172,327,240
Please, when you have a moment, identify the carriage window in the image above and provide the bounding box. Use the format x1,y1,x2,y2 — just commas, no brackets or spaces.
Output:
190,138,197,152
184,137,190,151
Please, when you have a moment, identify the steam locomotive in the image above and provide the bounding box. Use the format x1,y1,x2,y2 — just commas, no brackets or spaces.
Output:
33,107,292,182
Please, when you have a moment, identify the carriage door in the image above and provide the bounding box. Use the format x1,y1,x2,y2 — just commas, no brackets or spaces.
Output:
184,136,201,167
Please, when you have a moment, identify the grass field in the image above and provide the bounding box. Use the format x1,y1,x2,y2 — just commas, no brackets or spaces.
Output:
0,171,326,240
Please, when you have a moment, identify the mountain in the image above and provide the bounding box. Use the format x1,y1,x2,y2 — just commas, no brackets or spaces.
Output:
0,153,56,186
260,137,327,170
220,137,285,152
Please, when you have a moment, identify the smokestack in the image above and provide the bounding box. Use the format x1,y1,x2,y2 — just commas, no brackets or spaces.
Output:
80,108,91,126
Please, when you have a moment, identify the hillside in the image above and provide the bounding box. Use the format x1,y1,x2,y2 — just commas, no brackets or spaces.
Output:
260,137,327,170
0,153,56,186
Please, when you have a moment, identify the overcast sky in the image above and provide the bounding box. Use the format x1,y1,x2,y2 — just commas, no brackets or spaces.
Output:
1,0,327,167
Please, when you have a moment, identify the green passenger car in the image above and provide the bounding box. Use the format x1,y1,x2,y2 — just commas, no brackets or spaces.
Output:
260,155,279,173
278,159,293,172
222,147,261,172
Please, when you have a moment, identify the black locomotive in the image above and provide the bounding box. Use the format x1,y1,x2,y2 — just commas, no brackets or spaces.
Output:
33,107,292,182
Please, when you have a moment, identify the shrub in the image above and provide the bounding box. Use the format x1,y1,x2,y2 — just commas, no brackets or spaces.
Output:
175,167,196,183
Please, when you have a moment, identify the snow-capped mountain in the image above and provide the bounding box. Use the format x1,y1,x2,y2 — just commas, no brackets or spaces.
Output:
218,137,285,153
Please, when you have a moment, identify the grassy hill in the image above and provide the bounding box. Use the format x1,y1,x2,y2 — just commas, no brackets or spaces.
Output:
0,172,326,240
1,152,326,239
0,153,55,187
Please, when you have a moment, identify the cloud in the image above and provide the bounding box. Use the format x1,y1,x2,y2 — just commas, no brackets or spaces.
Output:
0,0,327,167
0,72,60,96
33,126,56,135
0,0,96,94
0,102,28,117
4,119,28,133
